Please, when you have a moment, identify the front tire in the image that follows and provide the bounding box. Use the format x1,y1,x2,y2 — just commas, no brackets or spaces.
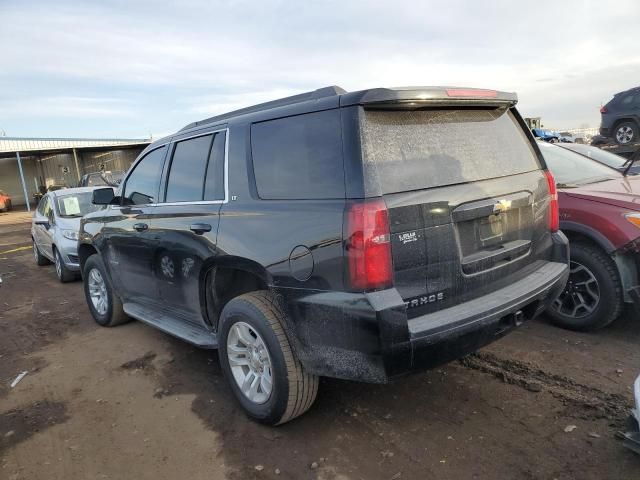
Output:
54,248,75,283
218,291,319,425
83,255,129,327
33,239,49,266
546,242,623,331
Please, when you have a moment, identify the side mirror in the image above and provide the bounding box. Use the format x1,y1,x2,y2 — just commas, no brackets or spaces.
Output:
35,219,50,229
92,187,116,205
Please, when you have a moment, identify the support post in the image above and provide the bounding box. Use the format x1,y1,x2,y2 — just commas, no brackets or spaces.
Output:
16,151,31,212
73,148,81,183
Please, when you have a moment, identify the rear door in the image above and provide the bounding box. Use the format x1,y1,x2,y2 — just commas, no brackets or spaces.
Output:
150,128,226,327
359,107,552,318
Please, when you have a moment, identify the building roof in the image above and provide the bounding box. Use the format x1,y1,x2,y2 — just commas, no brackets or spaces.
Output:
0,137,151,155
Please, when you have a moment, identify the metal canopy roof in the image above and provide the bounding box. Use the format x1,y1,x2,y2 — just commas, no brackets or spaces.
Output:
0,137,151,155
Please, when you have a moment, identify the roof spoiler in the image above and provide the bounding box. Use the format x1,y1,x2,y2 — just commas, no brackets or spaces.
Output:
340,87,518,108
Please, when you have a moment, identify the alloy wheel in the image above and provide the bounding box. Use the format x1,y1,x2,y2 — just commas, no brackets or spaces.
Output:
160,255,175,278
88,268,109,315
226,321,273,404
551,260,600,318
616,125,635,144
55,251,62,278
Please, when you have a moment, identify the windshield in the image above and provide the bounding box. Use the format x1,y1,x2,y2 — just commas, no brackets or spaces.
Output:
360,108,540,194
86,171,125,186
559,143,627,169
56,192,102,218
537,142,621,187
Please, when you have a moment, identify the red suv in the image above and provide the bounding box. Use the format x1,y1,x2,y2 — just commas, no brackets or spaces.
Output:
538,141,640,330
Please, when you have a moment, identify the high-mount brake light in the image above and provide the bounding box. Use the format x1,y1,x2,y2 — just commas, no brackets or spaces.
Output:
345,199,393,291
544,170,559,232
446,89,498,98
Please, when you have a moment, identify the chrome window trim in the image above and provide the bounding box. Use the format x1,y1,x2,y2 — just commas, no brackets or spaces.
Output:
114,128,229,209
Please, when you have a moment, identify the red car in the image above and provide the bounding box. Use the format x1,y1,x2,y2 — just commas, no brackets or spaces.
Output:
539,141,640,330
0,190,11,212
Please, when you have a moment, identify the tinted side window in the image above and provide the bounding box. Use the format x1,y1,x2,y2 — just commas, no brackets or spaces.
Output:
204,131,226,201
123,146,167,205
43,196,53,219
251,110,344,199
166,135,213,202
621,93,636,106
37,196,47,215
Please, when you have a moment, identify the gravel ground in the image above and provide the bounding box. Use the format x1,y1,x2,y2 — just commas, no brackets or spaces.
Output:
1,210,639,479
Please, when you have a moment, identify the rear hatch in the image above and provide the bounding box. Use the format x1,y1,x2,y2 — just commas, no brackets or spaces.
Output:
359,105,553,318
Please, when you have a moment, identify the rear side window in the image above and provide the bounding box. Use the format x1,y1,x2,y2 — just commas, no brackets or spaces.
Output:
251,109,345,199
204,131,226,201
360,108,540,195
123,146,167,205
166,134,213,202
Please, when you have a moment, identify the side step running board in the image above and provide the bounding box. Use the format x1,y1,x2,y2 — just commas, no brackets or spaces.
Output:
123,302,218,349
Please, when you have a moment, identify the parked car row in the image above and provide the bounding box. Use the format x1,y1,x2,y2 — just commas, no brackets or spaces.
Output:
27,85,639,427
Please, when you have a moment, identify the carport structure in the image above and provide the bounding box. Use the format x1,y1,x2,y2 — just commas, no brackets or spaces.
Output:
0,137,150,210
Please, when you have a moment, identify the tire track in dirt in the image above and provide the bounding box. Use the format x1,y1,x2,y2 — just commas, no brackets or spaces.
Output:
460,351,631,423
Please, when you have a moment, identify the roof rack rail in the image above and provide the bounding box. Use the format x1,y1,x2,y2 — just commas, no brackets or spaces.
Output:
179,85,346,132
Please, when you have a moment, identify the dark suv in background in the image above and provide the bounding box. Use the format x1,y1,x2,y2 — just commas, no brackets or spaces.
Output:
600,86,640,145
80,86,569,425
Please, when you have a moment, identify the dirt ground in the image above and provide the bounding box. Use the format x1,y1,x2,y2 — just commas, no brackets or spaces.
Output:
1,210,639,480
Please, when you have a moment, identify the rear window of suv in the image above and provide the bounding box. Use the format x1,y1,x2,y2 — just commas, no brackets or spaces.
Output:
251,109,345,200
360,108,540,195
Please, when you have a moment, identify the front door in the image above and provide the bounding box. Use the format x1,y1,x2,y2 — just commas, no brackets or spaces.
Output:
103,144,168,304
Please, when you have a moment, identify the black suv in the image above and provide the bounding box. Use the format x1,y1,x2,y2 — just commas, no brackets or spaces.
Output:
600,86,640,145
80,86,569,425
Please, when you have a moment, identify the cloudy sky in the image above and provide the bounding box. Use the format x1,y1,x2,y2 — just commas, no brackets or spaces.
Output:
1,0,639,139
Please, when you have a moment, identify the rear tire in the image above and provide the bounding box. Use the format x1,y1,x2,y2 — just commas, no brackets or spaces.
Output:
546,242,623,331
614,121,639,145
83,255,129,327
218,290,319,425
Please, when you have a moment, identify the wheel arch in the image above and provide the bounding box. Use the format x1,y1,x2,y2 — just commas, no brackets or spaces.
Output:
612,117,640,130
78,243,99,272
200,256,273,332
560,221,616,254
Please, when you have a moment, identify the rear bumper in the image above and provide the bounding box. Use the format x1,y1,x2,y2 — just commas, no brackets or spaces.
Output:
279,232,569,383
402,261,567,375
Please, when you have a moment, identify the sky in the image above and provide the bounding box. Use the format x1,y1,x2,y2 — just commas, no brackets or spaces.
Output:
1,0,639,139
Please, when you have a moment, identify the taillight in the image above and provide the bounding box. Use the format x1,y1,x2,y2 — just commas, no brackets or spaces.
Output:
600,106,608,114
544,170,559,232
345,199,393,291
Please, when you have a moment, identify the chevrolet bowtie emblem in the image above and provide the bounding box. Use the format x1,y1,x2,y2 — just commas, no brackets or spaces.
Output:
493,199,512,214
